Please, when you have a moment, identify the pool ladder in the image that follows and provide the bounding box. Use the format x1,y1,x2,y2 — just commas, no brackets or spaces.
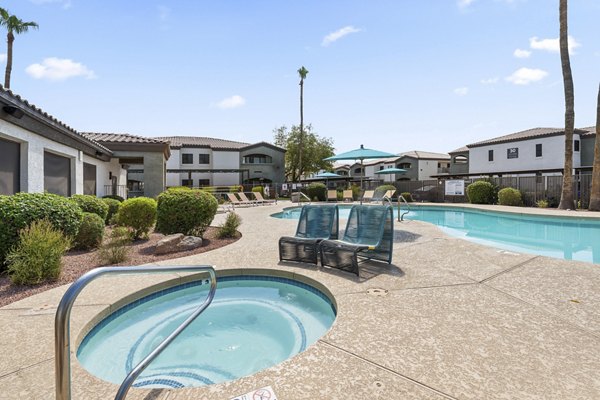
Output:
54,265,217,400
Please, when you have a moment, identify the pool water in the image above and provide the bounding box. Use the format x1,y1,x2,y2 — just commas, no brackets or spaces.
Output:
272,205,600,264
77,276,336,388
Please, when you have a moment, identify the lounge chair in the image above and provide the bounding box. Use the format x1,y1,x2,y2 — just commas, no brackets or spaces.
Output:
383,189,396,201
362,190,375,202
279,205,339,264
343,190,353,202
237,192,259,206
226,192,253,207
319,204,394,276
327,190,338,202
254,192,276,205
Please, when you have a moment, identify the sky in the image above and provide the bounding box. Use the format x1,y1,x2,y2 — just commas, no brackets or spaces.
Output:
0,0,599,154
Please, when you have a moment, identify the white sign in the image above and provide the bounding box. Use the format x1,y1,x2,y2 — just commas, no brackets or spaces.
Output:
445,180,465,196
230,385,278,400
281,184,288,191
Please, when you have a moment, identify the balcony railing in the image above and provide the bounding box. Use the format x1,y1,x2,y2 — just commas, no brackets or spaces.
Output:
103,185,128,198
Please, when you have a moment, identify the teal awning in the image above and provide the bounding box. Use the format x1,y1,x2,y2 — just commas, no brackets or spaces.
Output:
375,167,407,175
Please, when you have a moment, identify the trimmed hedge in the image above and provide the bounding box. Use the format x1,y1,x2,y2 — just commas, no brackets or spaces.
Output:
116,197,157,239
71,194,109,221
102,198,121,225
307,183,327,202
0,193,82,266
498,187,523,206
156,189,218,237
466,181,495,204
74,212,105,250
400,192,413,202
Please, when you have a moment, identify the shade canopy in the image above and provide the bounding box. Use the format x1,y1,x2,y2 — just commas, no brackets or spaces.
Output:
324,144,396,161
314,172,342,178
375,167,407,175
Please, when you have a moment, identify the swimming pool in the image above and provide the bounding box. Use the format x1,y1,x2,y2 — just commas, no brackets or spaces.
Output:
272,205,600,264
77,275,336,388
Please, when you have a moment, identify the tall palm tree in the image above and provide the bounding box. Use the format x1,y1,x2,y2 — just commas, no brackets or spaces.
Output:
297,66,309,181
0,8,38,89
558,0,575,210
589,84,600,211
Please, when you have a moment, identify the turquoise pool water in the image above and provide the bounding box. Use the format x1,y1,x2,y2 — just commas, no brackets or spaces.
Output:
77,276,336,389
272,205,600,264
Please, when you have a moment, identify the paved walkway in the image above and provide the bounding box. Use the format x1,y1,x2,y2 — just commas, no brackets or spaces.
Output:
2,202,600,399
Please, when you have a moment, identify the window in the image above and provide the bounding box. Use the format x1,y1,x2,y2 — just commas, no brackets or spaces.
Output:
398,163,412,169
574,140,580,152
243,154,272,164
83,163,97,195
182,154,193,164
536,172,543,184
488,150,494,162
198,179,210,186
181,179,193,187
44,151,71,197
536,144,542,157
379,166,385,170
0,137,20,195
354,168,362,174
198,154,210,164
453,155,468,164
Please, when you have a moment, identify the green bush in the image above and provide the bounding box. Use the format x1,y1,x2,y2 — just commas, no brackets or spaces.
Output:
400,192,413,202
351,184,362,201
229,185,243,193
497,187,523,206
307,183,327,202
466,181,496,204
0,193,82,266
102,198,121,225
375,184,397,199
156,189,218,237
98,227,131,265
336,190,343,201
7,219,70,285
116,197,157,239
74,212,105,250
251,186,264,196
536,199,549,208
71,194,109,221
218,212,242,239
102,194,124,202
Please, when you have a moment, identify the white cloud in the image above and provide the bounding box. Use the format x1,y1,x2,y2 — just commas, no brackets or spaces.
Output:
215,95,246,109
29,0,72,9
513,48,531,58
457,0,476,9
0,54,6,63
480,77,499,85
321,26,362,47
454,87,469,96
25,57,96,81
505,67,548,85
529,36,581,54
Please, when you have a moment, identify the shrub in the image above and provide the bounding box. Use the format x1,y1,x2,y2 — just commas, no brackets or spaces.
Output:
466,181,496,204
116,197,157,239
400,192,413,202
497,187,523,207
336,190,343,201
536,199,549,208
307,183,327,202
375,184,397,199
98,227,131,265
7,219,70,285
229,185,243,193
0,193,82,266
102,198,121,225
251,186,264,196
218,212,242,238
74,212,105,250
71,194,109,221
351,184,361,201
102,194,124,202
156,189,218,237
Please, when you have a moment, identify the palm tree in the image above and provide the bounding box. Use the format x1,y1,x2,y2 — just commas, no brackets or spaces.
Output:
297,66,309,181
558,0,575,210
588,84,600,211
0,8,38,89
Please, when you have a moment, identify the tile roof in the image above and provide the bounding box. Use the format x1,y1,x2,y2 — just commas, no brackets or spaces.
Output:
399,150,451,160
580,126,597,136
449,146,469,154
155,136,250,150
82,132,168,144
467,127,588,148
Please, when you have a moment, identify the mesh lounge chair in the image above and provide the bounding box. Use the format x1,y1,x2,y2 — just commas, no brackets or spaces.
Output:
226,193,253,207
319,204,394,276
279,205,339,264
343,190,353,202
254,192,276,205
327,190,338,202
362,190,375,202
237,192,259,206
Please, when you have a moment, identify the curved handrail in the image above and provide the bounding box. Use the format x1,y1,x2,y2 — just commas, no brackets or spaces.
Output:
297,191,311,205
55,265,217,400
398,195,410,221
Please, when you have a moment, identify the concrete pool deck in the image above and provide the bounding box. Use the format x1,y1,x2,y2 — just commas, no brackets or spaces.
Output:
2,202,600,399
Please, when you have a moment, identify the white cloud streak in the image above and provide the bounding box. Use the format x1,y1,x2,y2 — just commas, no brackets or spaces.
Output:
25,57,96,81
321,26,362,47
480,77,499,85
454,87,469,96
457,0,476,9
29,0,72,9
215,95,246,109
513,48,531,58
505,67,548,85
0,54,6,63
529,36,581,54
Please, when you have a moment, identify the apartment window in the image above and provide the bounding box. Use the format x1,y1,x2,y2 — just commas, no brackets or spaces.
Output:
354,168,362,174
0,137,20,195
488,150,494,162
574,140,580,152
243,154,272,164
83,163,97,195
198,179,210,187
379,166,385,170
181,179,193,187
198,154,210,164
182,154,193,164
536,144,542,157
44,151,71,197
398,163,412,169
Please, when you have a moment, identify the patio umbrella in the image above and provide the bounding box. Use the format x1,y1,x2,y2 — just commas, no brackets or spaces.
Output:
313,171,343,189
374,167,407,181
324,144,396,190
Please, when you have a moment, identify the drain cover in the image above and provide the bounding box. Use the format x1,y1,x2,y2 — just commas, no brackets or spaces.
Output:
367,288,388,297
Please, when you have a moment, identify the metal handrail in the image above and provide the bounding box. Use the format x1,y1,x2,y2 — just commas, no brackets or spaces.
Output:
296,191,311,205
398,195,410,221
381,195,393,208
55,265,217,400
